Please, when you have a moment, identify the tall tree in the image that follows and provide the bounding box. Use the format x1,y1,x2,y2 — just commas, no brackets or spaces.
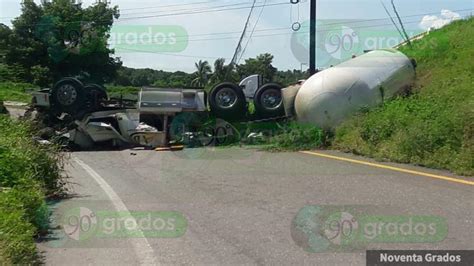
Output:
237,53,277,83
212,58,226,82
0,24,11,62
3,0,121,86
191,60,211,87
210,58,236,84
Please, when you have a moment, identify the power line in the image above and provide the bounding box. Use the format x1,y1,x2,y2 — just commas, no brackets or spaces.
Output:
119,0,279,17
391,0,412,47
15,1,289,27
298,8,474,28
230,0,258,66
0,1,288,22
119,0,221,12
380,0,405,41
108,11,472,45
116,47,231,60
238,0,268,63
0,0,222,19
7,8,472,43
118,1,290,22
107,8,473,43
3,4,472,30
0,0,281,21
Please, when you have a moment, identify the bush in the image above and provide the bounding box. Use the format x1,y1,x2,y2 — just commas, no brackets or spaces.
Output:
334,18,474,175
0,185,47,264
266,123,326,151
0,64,27,83
31,65,53,87
0,116,64,192
105,85,140,99
0,115,64,263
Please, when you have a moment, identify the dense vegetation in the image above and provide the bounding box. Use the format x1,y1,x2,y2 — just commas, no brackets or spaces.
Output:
112,54,307,90
0,116,65,264
334,18,474,175
0,0,121,86
0,0,470,264
0,54,307,102
0,1,307,98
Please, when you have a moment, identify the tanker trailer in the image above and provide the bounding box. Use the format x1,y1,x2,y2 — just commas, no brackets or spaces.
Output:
294,49,416,129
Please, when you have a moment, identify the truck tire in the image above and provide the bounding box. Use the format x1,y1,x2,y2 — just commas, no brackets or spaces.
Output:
254,83,284,118
84,84,108,112
209,82,246,120
50,78,86,117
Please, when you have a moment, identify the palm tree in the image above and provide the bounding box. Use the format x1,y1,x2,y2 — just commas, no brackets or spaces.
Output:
210,58,236,84
191,60,211,87
210,58,225,84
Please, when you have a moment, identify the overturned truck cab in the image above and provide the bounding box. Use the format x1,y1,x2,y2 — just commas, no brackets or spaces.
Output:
33,81,207,149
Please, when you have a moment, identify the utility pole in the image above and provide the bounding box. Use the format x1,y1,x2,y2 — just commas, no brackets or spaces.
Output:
309,0,317,75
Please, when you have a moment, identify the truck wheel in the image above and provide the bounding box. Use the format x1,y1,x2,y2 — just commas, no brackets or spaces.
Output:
209,82,246,120
84,84,108,112
254,83,284,118
51,78,85,117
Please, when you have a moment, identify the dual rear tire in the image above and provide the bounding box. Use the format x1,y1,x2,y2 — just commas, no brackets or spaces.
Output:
209,82,246,120
253,83,284,118
209,82,284,120
50,78,108,119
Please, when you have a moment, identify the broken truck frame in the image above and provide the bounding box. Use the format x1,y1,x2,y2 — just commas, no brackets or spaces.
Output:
32,79,207,149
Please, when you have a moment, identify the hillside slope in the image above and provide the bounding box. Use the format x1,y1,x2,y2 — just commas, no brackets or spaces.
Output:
334,18,474,176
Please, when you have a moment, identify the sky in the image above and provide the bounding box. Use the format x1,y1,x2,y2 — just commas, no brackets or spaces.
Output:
1,0,473,73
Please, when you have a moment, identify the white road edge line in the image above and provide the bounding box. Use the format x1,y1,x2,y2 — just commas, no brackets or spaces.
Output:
73,157,158,265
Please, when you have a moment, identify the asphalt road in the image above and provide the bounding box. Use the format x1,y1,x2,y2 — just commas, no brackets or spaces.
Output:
37,147,474,265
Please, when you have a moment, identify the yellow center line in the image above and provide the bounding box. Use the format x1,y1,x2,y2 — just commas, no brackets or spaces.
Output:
300,151,474,186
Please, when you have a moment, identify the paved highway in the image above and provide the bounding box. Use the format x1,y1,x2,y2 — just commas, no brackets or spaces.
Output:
38,147,473,265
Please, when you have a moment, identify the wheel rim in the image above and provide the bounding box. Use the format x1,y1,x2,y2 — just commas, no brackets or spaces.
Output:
261,88,282,110
215,87,238,109
198,127,215,146
57,84,78,106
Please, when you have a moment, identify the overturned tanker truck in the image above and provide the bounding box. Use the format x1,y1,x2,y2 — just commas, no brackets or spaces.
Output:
31,49,415,149
282,49,417,129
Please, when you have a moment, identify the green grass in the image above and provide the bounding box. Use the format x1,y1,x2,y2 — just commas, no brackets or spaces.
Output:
0,82,139,102
265,122,327,151
0,82,36,102
0,115,65,264
105,85,140,99
334,18,474,176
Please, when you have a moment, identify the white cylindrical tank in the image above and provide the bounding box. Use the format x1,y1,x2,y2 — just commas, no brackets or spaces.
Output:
294,49,415,129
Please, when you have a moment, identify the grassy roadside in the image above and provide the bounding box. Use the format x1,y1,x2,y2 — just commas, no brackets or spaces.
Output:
264,123,326,151
105,85,140,99
333,18,474,176
0,115,65,264
0,82,139,103
0,82,35,103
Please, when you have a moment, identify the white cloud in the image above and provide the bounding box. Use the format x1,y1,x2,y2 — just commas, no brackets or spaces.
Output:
419,9,461,30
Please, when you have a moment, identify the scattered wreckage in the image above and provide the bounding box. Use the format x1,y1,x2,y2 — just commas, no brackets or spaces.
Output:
31,74,285,150
32,79,211,149
29,49,416,149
